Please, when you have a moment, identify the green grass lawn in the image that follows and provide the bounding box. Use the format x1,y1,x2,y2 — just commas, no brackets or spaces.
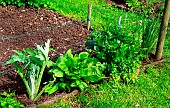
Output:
51,0,146,31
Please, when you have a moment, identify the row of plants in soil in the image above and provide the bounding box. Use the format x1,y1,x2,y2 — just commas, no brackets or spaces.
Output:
1,18,160,106
0,0,163,107
50,23,170,108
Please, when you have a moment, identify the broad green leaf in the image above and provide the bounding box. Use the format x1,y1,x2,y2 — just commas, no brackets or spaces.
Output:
45,83,59,95
73,54,79,60
8,105,13,108
46,60,55,68
71,80,87,91
70,80,80,87
80,67,105,82
56,56,69,73
72,58,78,69
64,49,74,67
59,82,67,90
70,75,80,80
79,52,89,60
49,68,64,77
78,81,88,91
64,49,73,59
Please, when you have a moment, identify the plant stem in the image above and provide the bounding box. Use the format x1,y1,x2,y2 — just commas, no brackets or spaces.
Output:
18,71,32,100
34,80,55,101
33,62,47,101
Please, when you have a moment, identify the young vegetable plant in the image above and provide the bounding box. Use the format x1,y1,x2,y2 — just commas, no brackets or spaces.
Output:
45,49,105,95
87,29,144,83
0,92,24,108
5,39,54,101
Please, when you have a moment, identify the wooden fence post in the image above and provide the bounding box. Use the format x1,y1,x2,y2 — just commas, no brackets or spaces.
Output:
155,0,170,60
87,4,92,30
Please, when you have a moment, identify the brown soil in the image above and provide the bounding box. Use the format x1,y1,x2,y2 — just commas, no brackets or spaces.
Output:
0,5,91,106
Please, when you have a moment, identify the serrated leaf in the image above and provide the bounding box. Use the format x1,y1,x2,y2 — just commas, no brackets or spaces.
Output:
5,50,28,65
30,56,42,65
36,39,50,59
24,48,36,55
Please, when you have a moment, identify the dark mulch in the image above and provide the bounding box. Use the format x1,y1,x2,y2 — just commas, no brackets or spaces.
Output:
0,5,91,106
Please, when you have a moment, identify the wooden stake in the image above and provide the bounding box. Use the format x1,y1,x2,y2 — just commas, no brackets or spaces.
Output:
87,4,92,30
118,16,122,28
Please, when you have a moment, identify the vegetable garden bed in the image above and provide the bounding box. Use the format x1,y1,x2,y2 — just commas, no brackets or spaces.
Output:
0,5,91,106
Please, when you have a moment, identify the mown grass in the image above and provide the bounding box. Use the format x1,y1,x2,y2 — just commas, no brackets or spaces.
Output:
74,61,170,108
52,0,145,31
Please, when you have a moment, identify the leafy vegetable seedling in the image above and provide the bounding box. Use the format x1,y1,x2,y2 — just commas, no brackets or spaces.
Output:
45,49,106,95
5,39,54,101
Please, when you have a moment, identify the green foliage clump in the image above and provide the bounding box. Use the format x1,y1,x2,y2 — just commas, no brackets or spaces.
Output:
45,49,105,95
87,29,144,83
5,39,54,101
0,0,57,8
126,0,165,17
0,92,25,108
141,18,159,57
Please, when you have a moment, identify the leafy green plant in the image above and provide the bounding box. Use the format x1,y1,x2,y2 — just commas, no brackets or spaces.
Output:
0,0,58,9
0,0,26,7
45,49,105,95
141,18,159,57
87,29,144,83
0,92,25,108
5,39,54,101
